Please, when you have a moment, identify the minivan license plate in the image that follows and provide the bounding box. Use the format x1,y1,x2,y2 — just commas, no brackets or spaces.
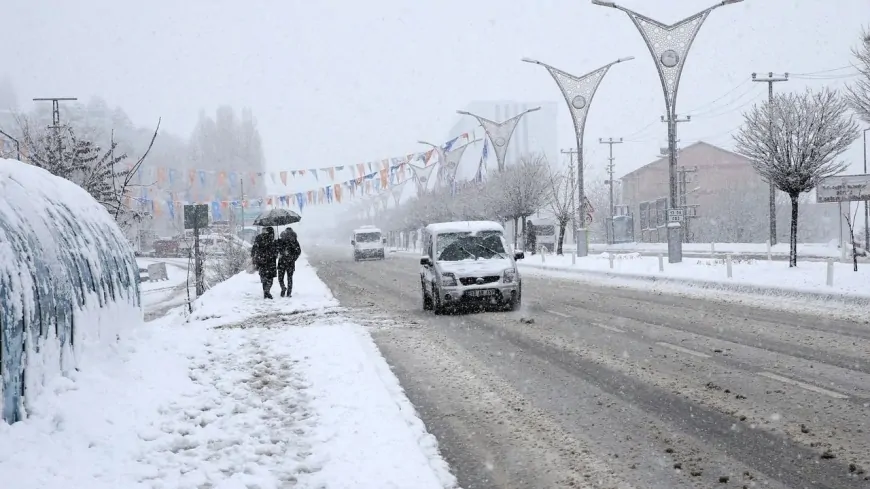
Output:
468,289,495,297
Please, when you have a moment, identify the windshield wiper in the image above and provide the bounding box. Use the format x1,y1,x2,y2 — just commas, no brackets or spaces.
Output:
474,243,506,259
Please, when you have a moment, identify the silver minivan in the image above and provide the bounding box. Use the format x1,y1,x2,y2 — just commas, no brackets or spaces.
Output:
419,221,525,314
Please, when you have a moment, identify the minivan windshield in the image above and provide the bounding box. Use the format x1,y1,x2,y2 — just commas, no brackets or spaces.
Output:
437,234,506,261
355,232,381,243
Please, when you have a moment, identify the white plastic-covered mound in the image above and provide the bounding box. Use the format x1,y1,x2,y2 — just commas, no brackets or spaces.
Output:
0,159,142,423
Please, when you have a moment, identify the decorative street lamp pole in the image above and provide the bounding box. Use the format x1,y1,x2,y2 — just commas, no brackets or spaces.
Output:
592,0,744,263
457,107,541,173
522,56,633,257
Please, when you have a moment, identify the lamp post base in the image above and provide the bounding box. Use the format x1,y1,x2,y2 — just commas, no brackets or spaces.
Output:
667,224,683,263
576,228,589,257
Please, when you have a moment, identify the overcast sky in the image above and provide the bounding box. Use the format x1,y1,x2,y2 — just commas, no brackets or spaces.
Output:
6,0,868,181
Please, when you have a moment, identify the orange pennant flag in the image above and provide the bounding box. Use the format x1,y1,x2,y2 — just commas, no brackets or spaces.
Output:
280,171,288,185
328,167,335,181
379,168,388,188
334,184,342,203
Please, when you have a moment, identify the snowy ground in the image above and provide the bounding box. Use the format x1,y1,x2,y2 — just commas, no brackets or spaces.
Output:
0,256,456,489
518,251,870,299
137,258,192,307
586,241,848,257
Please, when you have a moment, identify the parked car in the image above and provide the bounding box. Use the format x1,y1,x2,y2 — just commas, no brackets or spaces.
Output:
419,221,524,314
351,225,386,261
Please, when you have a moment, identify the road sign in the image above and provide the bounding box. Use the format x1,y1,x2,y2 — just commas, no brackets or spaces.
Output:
685,205,699,218
816,174,870,203
585,213,593,224
183,204,209,230
667,208,684,223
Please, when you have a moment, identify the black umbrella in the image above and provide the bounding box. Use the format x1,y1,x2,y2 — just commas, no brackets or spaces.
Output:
253,208,301,227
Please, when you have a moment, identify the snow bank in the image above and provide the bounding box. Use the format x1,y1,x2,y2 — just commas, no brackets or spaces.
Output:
520,252,870,300
0,159,141,423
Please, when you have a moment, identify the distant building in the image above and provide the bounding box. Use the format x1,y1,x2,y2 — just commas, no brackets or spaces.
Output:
444,100,559,180
619,141,839,243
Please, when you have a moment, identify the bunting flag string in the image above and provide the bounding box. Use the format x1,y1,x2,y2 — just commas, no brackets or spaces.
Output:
136,132,472,193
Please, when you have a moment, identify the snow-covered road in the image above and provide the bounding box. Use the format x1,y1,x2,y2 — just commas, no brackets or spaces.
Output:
313,247,870,489
0,257,456,489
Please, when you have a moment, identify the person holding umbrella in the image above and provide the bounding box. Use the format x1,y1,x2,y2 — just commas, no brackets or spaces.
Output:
251,227,278,299
277,227,302,297
252,208,302,299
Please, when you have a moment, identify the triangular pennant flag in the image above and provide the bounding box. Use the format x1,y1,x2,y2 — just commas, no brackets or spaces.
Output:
280,171,288,185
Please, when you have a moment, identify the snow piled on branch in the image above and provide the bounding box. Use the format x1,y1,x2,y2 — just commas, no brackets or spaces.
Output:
0,159,141,423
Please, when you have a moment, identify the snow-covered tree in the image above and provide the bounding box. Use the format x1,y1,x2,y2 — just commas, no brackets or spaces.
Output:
734,88,859,266
846,27,870,123
18,116,161,230
488,153,552,246
546,171,575,255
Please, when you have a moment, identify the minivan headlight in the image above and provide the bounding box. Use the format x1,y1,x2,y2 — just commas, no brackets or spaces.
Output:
440,272,457,286
503,268,517,283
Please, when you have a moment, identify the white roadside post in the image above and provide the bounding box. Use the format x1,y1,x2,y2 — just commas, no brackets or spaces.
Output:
609,254,615,269
726,254,733,279
766,239,772,261
658,254,664,272
826,259,834,287
711,242,715,257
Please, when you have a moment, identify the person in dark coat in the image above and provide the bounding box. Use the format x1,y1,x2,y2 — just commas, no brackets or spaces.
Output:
251,227,278,299
277,227,302,297
525,220,537,255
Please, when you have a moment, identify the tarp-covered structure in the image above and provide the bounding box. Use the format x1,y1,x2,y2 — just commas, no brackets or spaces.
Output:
0,159,141,423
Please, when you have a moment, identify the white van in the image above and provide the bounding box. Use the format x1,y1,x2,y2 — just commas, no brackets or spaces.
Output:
419,221,525,313
351,225,386,261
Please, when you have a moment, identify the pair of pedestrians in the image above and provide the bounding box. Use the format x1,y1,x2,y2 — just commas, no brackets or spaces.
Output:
251,227,302,299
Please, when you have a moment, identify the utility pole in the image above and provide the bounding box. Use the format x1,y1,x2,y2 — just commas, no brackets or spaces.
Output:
752,72,789,246
33,97,78,169
599,137,623,244
660,115,691,242
33,97,78,128
676,165,699,242
562,148,579,247
863,128,869,252
240,178,245,238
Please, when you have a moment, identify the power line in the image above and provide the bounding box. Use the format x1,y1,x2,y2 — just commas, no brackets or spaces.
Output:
791,64,855,76
688,84,763,118
622,80,763,140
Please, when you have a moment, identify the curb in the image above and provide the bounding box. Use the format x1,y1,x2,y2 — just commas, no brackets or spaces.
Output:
518,262,870,306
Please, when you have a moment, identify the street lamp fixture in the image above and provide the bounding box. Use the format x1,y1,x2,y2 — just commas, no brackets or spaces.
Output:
522,56,633,257
591,0,744,263
456,107,541,173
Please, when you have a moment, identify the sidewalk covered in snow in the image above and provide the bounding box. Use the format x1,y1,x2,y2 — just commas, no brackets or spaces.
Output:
0,256,456,489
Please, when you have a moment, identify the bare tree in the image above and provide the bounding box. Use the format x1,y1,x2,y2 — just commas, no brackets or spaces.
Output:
547,171,574,255
17,114,161,231
845,27,870,123
734,88,860,266
844,204,861,271
489,153,552,248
